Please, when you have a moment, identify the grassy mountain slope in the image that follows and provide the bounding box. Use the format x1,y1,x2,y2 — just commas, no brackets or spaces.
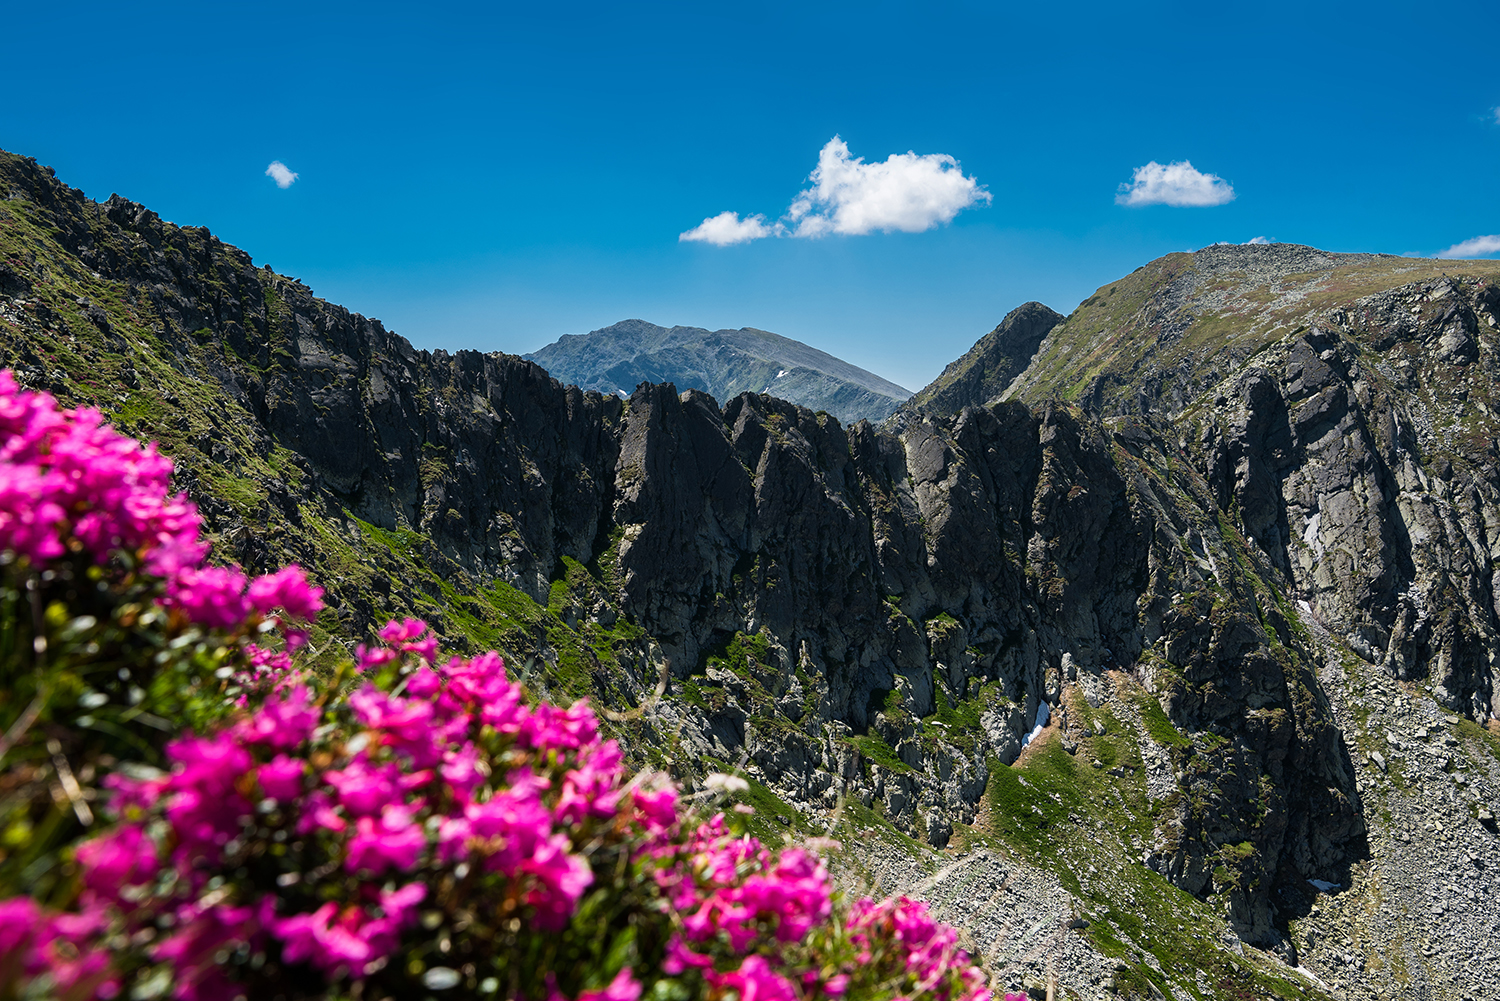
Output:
1004,242,1500,417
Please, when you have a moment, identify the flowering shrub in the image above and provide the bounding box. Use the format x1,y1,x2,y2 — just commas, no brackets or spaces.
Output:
0,370,994,1001
0,371,323,898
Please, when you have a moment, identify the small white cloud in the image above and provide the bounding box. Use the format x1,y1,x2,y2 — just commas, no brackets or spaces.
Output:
1494,106,1500,125
680,136,989,246
1116,160,1235,207
1244,235,1271,245
1437,234,1500,259
786,137,990,238
265,161,299,189
679,211,777,246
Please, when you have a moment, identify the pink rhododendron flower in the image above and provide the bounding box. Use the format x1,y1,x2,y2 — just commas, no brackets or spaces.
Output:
708,955,798,1001
246,564,324,621
162,735,253,861
554,740,624,826
273,884,424,975
558,967,642,1001
36,904,119,1000
355,642,399,672
297,791,348,835
345,804,427,874
323,756,403,817
350,686,441,765
441,651,526,732
378,618,438,662
0,371,205,574
439,743,485,799
274,902,376,971
446,773,552,871
0,896,40,956
257,755,306,801
243,643,294,674
522,832,594,932
378,618,427,645
165,565,252,630
405,665,442,699
236,684,319,750
100,770,165,816
846,895,990,1001
661,936,713,975
522,698,600,753
75,825,159,904
631,784,678,836
150,902,258,1001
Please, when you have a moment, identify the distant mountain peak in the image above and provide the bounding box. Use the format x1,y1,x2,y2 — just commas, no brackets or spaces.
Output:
525,320,911,425
897,301,1065,420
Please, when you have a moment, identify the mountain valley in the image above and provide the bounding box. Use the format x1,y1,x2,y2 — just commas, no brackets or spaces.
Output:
4,148,1500,1000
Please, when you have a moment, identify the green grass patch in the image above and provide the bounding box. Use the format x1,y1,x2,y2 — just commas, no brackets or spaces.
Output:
847,734,911,774
1456,717,1500,765
702,629,775,678
203,472,264,517
1136,692,1193,749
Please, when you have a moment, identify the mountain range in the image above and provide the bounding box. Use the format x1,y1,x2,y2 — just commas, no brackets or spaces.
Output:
525,319,912,425
3,147,1500,1000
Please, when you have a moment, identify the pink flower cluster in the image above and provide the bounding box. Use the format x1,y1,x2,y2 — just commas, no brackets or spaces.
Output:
653,818,988,1001
165,563,323,632
667,816,833,953
845,896,991,1001
0,898,118,1000
0,618,656,998
0,370,322,632
0,370,200,574
0,370,997,1001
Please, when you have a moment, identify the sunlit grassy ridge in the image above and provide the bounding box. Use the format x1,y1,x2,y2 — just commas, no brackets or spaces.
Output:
1007,246,1500,417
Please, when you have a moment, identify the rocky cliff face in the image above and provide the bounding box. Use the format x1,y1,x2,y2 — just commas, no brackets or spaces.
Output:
5,151,1500,998
1004,245,1500,725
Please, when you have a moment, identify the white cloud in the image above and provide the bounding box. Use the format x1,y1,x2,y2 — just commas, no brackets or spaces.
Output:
679,211,777,245
785,137,990,238
679,136,989,246
1244,235,1270,245
1494,106,1500,125
265,161,299,189
1437,234,1500,259
1116,160,1234,207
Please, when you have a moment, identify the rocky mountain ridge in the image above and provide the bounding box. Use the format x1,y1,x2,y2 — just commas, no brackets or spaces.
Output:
3,149,1500,999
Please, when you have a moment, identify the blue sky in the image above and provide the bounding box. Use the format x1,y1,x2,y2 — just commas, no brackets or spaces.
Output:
5,1,1498,390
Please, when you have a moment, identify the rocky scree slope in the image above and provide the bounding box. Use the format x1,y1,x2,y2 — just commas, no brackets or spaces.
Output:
526,318,912,425
3,151,1496,997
